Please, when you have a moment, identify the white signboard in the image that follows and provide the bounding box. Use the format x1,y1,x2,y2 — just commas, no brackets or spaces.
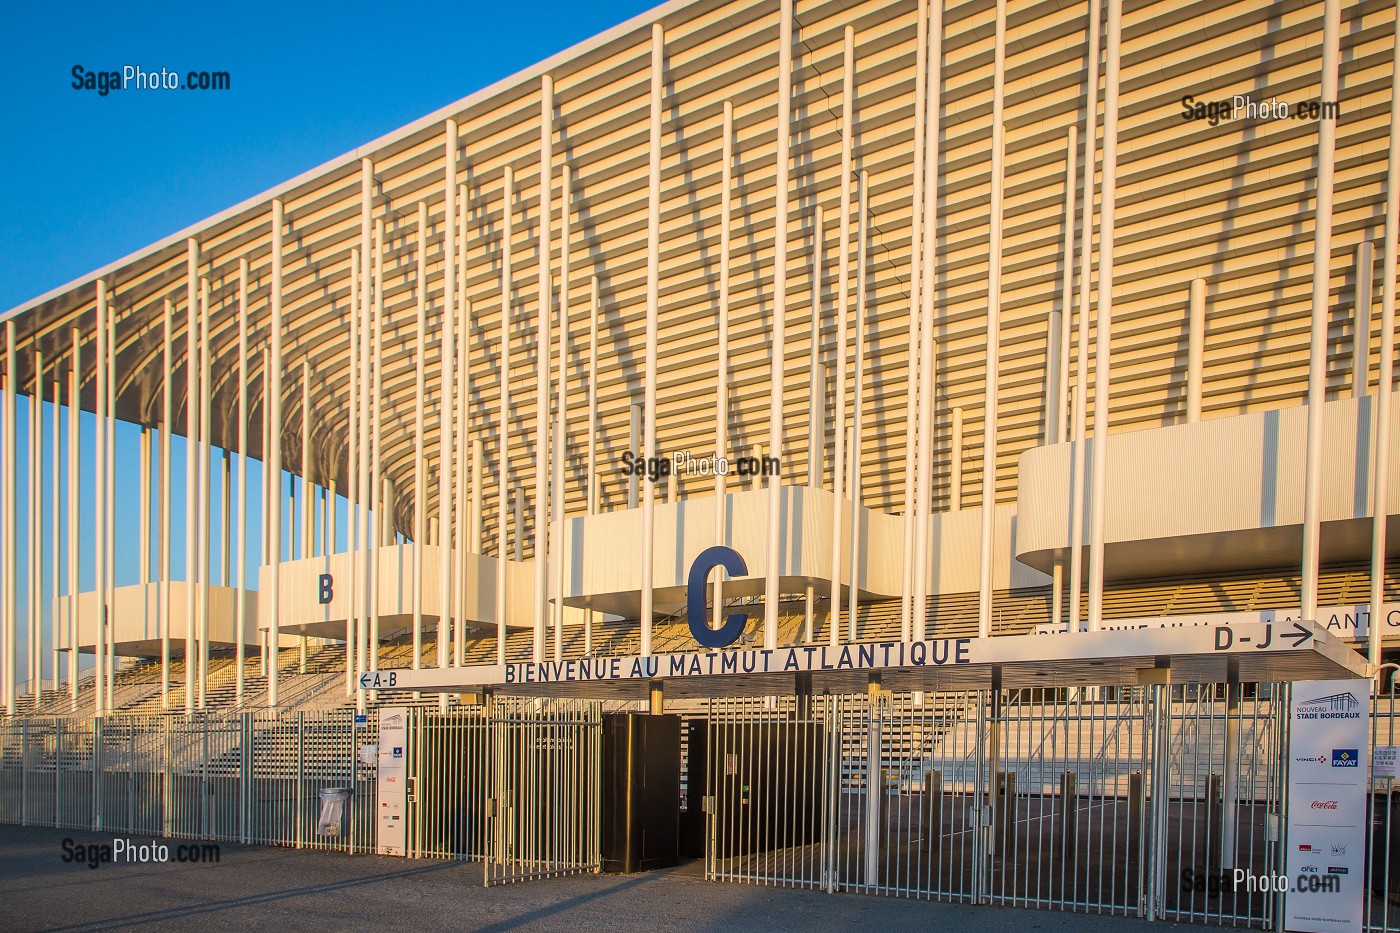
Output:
1375,746,1400,780
1285,679,1369,933
376,707,409,857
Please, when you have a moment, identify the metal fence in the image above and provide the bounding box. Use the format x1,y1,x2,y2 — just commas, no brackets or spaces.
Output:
3,685,1400,931
700,685,1313,927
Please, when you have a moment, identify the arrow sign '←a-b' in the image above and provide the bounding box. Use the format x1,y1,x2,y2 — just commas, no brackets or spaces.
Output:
359,671,400,690
1212,621,1313,651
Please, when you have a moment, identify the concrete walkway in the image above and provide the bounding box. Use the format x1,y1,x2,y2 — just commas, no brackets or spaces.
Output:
0,825,1188,932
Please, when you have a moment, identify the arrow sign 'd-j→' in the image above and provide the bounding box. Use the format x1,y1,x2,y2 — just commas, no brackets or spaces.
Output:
1212,621,1313,651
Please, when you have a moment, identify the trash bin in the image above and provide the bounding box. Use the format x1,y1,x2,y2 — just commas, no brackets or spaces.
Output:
318,787,352,837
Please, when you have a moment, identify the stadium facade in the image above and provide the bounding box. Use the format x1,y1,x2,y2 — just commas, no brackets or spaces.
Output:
0,0,1398,922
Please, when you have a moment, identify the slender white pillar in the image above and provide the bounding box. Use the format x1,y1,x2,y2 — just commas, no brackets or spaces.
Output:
370,217,385,672
261,347,271,679
629,403,641,509
346,248,359,694
268,199,285,707
809,203,825,490
828,27,856,647
358,165,374,707
50,367,59,692
471,440,483,551
1069,0,1103,635
641,23,663,657
901,0,930,643
414,201,428,672
455,189,470,667
183,243,197,710
1086,0,1125,632
975,0,1008,640
1052,126,1078,445
1355,241,1375,397
0,321,11,712
764,0,794,652
94,284,108,714
236,261,249,703
951,407,963,510
1369,14,1400,670
30,349,42,698
914,0,945,640
713,103,734,634
158,305,170,706
496,166,513,666
535,74,554,665
104,291,115,711
68,328,80,708
302,361,313,561
198,278,212,707
847,171,871,640
1186,278,1207,423
438,131,456,672
553,163,572,662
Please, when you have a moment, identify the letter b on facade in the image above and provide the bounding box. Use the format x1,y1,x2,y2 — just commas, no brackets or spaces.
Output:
318,573,334,605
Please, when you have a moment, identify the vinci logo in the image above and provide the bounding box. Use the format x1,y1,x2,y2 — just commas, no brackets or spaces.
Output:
1331,748,1359,767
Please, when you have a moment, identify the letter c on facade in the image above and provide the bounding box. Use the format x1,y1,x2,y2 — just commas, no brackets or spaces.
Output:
687,545,748,648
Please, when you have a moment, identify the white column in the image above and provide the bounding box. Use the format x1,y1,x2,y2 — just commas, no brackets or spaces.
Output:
471,440,483,551
765,0,794,652
1,320,11,712
414,201,428,672
1187,278,1207,423
1087,0,1125,632
554,163,572,662
809,203,825,490
268,199,285,707
198,278,211,707
104,290,115,711
713,103,734,634
1355,241,1375,397
455,189,470,668
236,261,249,703
641,23,664,657
1369,16,1400,670
975,0,1008,640
95,284,108,714
358,164,374,706
950,407,963,511
183,243,197,710
370,217,385,672
847,171,871,640
50,367,59,692
914,0,945,641
629,402,641,509
901,0,930,644
30,349,42,698
828,26,856,647
159,305,171,706
1052,126,1078,445
302,361,313,561
1069,0,1102,635
535,74,554,665
346,248,359,694
68,327,81,709
438,132,456,672
496,165,513,666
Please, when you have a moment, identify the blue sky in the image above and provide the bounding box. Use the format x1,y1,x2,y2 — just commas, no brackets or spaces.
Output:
0,0,660,685
0,0,660,313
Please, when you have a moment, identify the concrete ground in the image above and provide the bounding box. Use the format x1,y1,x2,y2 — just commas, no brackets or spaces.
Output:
0,825,1189,932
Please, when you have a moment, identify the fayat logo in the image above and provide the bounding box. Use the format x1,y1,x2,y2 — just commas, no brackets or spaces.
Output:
686,546,750,649
1331,748,1358,768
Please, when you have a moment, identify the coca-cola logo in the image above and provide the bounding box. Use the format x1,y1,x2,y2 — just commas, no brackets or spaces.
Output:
1310,800,1339,810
